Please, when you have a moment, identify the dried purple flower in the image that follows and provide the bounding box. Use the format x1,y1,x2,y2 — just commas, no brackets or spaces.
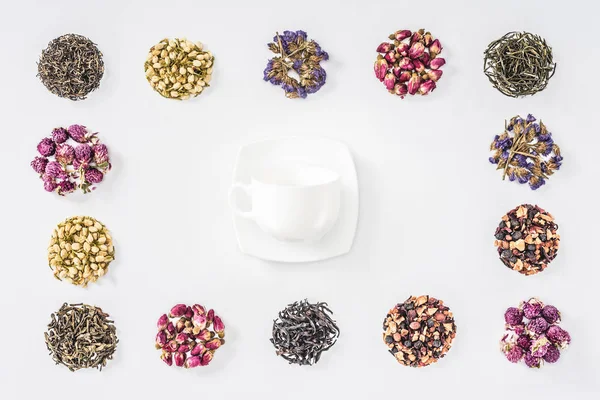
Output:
546,325,571,349
505,345,524,363
55,143,75,165
524,352,542,368
93,144,110,165
541,305,561,324
57,179,75,195
84,168,104,184
543,345,560,363
75,144,93,163
531,336,550,357
527,317,549,335
517,335,532,350
52,127,69,144
37,138,56,157
43,178,57,192
45,161,66,179
522,299,543,319
504,307,523,326
31,156,48,174
68,124,88,143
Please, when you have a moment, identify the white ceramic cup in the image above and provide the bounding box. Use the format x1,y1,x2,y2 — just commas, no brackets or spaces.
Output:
229,165,341,242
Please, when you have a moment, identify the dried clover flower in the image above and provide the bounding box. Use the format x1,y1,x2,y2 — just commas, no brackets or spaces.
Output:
494,204,559,276
155,304,225,368
500,298,570,368
264,30,329,99
489,115,562,190
374,29,444,98
31,125,111,195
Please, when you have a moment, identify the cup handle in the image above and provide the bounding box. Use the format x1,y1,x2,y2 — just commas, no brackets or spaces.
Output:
228,183,253,219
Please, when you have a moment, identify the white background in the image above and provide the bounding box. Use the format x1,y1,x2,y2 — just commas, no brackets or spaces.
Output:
1,0,599,398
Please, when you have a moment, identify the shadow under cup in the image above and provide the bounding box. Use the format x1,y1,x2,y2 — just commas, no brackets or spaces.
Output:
230,165,341,242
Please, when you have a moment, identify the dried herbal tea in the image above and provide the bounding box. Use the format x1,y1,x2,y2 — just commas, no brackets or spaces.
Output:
484,32,556,97
494,204,559,276
489,115,562,190
374,29,444,97
37,34,104,100
145,38,213,100
263,30,328,99
44,303,118,371
500,298,570,368
383,295,456,367
156,304,225,368
270,299,339,365
31,125,111,195
48,216,115,287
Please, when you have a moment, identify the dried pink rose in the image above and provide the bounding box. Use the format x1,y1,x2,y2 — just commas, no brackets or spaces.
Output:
174,351,186,367
170,304,188,318
185,356,201,368
157,314,169,330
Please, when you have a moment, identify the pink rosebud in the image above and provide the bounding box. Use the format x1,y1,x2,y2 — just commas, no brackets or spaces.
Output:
408,42,425,59
196,329,213,342
384,51,396,64
201,351,214,366
192,304,206,316
398,71,411,83
191,342,206,356
185,356,202,369
213,316,225,337
166,322,176,338
410,31,422,44
184,307,193,319
193,314,207,330
419,80,436,95
175,333,188,344
161,351,173,366
206,338,223,350
394,30,412,41
384,72,396,90
376,42,393,53
170,304,187,318
374,57,388,81
207,309,215,325
430,57,445,70
429,39,442,57
407,74,421,95
427,69,443,82
413,59,425,73
174,351,186,367
420,52,430,67
396,42,409,56
157,314,169,331
397,57,414,70
423,32,433,47
155,331,167,349
178,343,191,353
393,84,408,98
165,340,178,352
392,67,402,77
176,318,186,333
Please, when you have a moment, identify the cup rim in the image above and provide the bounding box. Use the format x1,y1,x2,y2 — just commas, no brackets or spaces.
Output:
252,165,340,188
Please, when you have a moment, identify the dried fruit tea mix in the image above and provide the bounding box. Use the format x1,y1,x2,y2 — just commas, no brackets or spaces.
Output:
494,204,560,276
383,295,456,367
500,298,571,368
374,29,444,97
155,304,225,368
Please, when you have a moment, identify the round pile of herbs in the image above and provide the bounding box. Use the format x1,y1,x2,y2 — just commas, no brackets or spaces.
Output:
271,299,340,365
144,38,214,100
44,303,118,371
483,31,556,97
37,34,104,101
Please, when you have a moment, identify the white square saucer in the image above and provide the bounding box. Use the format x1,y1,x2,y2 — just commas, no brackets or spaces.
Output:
230,137,359,262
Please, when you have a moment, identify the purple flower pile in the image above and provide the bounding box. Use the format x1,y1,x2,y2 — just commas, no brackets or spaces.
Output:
500,298,570,368
374,29,445,98
263,30,329,99
489,114,563,190
31,125,111,195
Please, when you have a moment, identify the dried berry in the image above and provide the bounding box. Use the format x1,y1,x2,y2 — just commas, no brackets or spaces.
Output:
383,295,456,367
493,204,560,275
374,29,444,98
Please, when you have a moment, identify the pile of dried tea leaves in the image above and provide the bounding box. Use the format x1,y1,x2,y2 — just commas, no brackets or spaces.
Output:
494,204,560,276
44,303,118,371
383,295,456,367
48,216,115,286
271,299,340,365
37,34,104,100
484,31,556,97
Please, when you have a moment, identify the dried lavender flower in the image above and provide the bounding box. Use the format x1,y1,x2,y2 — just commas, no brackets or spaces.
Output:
37,138,56,157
